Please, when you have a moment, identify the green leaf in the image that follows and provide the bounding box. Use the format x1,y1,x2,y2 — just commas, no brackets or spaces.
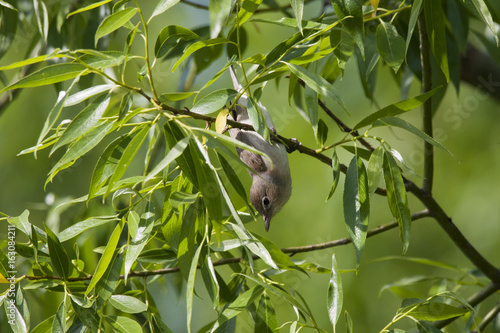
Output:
77,50,127,69
58,216,119,242
326,149,340,201
31,315,55,333
210,286,265,332
145,137,190,182
0,50,63,71
64,84,115,107
331,0,364,58
0,0,17,11
304,83,319,137
383,151,411,254
154,25,200,58
353,86,442,129
7,210,32,237
424,0,449,81
252,17,329,30
191,88,237,115
284,62,347,112
67,0,113,18
109,295,148,314
4,297,28,333
237,0,264,25
95,7,138,45
34,0,48,44
255,293,278,333
45,224,70,280
52,93,111,154
85,221,123,294
373,117,454,157
343,155,370,266
104,124,150,198
1,63,87,93
467,0,498,45
216,153,249,204
405,0,423,53
247,95,270,141
95,251,123,308
104,316,143,333
404,302,468,321
290,0,304,34
124,202,156,281
376,22,405,73
150,0,180,21
367,146,384,193
71,300,100,332
209,0,232,38
172,38,234,71
187,236,206,333
316,118,328,147
327,254,343,329
48,121,113,182
52,298,66,333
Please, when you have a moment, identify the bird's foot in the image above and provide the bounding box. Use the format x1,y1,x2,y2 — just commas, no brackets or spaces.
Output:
286,138,301,153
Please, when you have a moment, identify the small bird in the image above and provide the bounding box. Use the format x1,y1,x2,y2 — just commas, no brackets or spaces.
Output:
228,65,292,231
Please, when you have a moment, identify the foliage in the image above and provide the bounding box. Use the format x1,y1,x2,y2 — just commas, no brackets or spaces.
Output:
1,0,500,332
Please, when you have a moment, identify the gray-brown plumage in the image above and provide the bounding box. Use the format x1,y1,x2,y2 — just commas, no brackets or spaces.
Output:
228,66,292,231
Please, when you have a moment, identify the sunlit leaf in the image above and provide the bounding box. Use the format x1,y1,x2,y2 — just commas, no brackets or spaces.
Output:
327,254,343,328
405,0,423,53
104,316,143,333
154,25,200,58
64,84,115,107
191,88,237,115
376,22,405,73
58,216,119,242
145,137,190,182
237,0,264,25
172,38,234,71
424,0,449,81
109,295,148,313
95,7,138,45
290,0,304,34
209,0,232,38
150,0,180,21
67,0,113,18
367,145,384,193
331,0,364,58
326,149,340,201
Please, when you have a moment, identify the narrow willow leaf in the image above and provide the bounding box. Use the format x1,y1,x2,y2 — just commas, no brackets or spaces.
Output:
467,0,498,44
326,149,340,201
88,134,130,200
95,7,138,45
48,122,113,182
31,315,55,333
67,0,113,18
209,0,232,38
123,202,155,281
255,293,278,333
404,302,468,321
0,49,63,71
405,0,423,53
353,86,442,129
154,25,200,58
109,295,147,314
284,62,347,112
424,0,449,81
247,95,270,141
252,17,329,30
327,254,343,329
343,155,369,266
217,153,248,203
104,316,143,333
290,0,304,34
45,224,70,280
316,118,328,147
304,84,318,137
187,236,206,333
71,300,100,332
52,298,66,333
367,146,384,193
1,63,86,93
376,22,405,73
85,221,123,294
331,0,364,58
104,124,150,198
383,151,411,254
7,210,32,237
145,137,190,182
95,250,123,308
191,88,237,115
237,0,264,25
172,38,234,71
64,84,115,107
345,310,354,333
150,0,180,20
58,216,119,242
52,93,111,154
373,117,454,157
4,300,28,333
0,0,17,11
34,0,48,44
210,286,265,332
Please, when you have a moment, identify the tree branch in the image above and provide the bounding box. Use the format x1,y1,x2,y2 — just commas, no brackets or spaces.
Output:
418,14,434,194
472,301,500,333
23,210,430,282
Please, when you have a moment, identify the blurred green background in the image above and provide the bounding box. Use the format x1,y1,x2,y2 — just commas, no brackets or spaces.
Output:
1,1,500,332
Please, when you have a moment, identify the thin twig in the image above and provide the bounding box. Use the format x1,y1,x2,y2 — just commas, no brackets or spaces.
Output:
472,301,500,333
22,210,430,282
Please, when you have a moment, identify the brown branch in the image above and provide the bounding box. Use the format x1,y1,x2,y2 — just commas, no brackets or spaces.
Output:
472,301,500,333
23,210,431,282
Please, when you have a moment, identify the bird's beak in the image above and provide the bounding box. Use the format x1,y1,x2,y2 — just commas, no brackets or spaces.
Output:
264,215,271,232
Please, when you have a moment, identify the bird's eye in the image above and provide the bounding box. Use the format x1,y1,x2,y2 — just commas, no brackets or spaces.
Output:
263,197,270,206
